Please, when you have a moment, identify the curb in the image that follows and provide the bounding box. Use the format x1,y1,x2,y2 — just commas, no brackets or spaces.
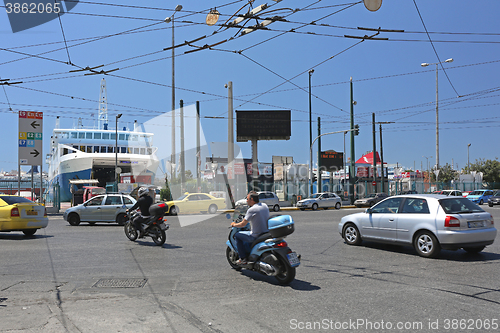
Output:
223,205,357,213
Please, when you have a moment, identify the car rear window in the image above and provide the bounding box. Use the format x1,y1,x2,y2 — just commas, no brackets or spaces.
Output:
401,198,430,214
440,197,484,214
0,196,34,204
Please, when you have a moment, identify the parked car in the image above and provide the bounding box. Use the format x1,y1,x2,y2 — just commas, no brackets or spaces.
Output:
296,192,341,211
0,195,48,236
166,192,226,215
82,186,106,202
466,189,495,205
441,190,463,197
63,194,136,226
338,194,497,258
235,191,280,212
462,191,473,197
353,192,389,208
488,190,500,207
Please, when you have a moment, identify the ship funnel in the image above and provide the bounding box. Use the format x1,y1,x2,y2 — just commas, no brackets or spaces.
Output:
55,116,60,129
134,120,138,131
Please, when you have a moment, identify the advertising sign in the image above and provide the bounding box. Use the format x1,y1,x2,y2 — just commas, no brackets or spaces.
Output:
236,110,291,142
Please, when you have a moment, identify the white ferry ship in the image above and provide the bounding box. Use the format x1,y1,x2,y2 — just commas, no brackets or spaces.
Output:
46,79,159,202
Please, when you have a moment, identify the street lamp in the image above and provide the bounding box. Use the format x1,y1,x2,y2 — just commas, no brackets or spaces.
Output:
308,69,314,195
115,113,122,191
165,4,183,180
420,58,453,180
467,143,471,174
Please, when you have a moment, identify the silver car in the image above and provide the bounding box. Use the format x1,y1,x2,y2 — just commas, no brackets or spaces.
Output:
297,192,342,211
338,194,496,258
63,194,136,226
235,191,280,212
354,192,389,208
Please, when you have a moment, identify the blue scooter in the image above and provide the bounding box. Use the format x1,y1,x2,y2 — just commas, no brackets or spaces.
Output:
226,204,300,285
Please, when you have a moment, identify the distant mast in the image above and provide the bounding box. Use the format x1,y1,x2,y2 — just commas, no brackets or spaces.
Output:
98,78,108,130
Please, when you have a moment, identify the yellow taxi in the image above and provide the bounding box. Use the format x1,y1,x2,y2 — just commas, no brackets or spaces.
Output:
0,195,48,236
166,193,225,215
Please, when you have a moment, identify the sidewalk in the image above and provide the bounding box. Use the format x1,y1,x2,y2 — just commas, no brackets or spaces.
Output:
46,202,72,215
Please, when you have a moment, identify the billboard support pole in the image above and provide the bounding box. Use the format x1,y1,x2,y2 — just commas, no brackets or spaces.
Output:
251,139,258,191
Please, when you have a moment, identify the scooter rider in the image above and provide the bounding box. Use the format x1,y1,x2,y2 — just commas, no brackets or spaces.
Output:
230,191,269,265
127,187,153,237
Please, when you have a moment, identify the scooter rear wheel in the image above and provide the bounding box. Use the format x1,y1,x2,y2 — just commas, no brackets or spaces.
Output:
226,247,242,271
124,222,138,241
275,257,296,285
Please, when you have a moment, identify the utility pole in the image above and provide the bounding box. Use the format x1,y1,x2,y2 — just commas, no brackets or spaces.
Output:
196,101,201,191
317,117,321,192
372,113,377,192
226,81,234,200
349,77,356,204
180,100,185,187
308,69,314,196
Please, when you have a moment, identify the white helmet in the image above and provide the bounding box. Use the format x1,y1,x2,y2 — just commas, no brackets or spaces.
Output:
138,187,148,197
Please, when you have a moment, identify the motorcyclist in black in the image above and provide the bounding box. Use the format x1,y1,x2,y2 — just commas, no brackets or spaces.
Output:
127,187,153,237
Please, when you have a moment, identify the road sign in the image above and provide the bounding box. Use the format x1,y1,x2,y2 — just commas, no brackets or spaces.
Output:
372,181,376,186
18,111,43,165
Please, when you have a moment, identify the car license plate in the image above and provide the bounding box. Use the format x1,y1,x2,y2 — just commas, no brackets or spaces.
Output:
26,210,37,216
287,252,300,267
468,221,485,228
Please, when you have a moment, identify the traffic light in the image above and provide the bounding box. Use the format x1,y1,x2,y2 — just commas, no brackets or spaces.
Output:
354,124,359,136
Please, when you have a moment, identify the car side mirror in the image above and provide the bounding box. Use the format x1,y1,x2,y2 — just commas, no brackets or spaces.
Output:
365,208,372,214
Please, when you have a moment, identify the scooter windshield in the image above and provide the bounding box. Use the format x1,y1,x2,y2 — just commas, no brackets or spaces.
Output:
233,203,249,219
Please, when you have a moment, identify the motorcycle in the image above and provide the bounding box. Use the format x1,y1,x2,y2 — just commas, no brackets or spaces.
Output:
226,204,300,285
124,202,169,246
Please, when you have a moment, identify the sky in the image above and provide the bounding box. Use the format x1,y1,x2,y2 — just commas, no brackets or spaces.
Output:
1,0,499,177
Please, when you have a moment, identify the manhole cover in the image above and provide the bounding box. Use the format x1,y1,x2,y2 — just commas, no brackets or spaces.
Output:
93,278,147,288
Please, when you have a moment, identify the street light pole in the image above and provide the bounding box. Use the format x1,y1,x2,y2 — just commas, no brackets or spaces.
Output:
421,58,453,181
308,69,314,196
165,4,183,181
115,113,122,192
376,121,394,194
467,143,471,174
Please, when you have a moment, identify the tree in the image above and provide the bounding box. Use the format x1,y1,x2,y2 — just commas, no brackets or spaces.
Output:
436,163,458,183
468,158,500,184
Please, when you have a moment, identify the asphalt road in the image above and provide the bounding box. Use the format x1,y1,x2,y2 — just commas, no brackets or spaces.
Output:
1,206,500,333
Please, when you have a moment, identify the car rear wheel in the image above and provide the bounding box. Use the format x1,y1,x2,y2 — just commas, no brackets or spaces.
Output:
463,246,485,253
170,206,179,216
22,229,37,236
414,231,441,258
68,214,80,226
479,199,484,205
343,223,361,245
273,204,280,212
312,203,318,211
208,204,218,214
335,202,341,210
